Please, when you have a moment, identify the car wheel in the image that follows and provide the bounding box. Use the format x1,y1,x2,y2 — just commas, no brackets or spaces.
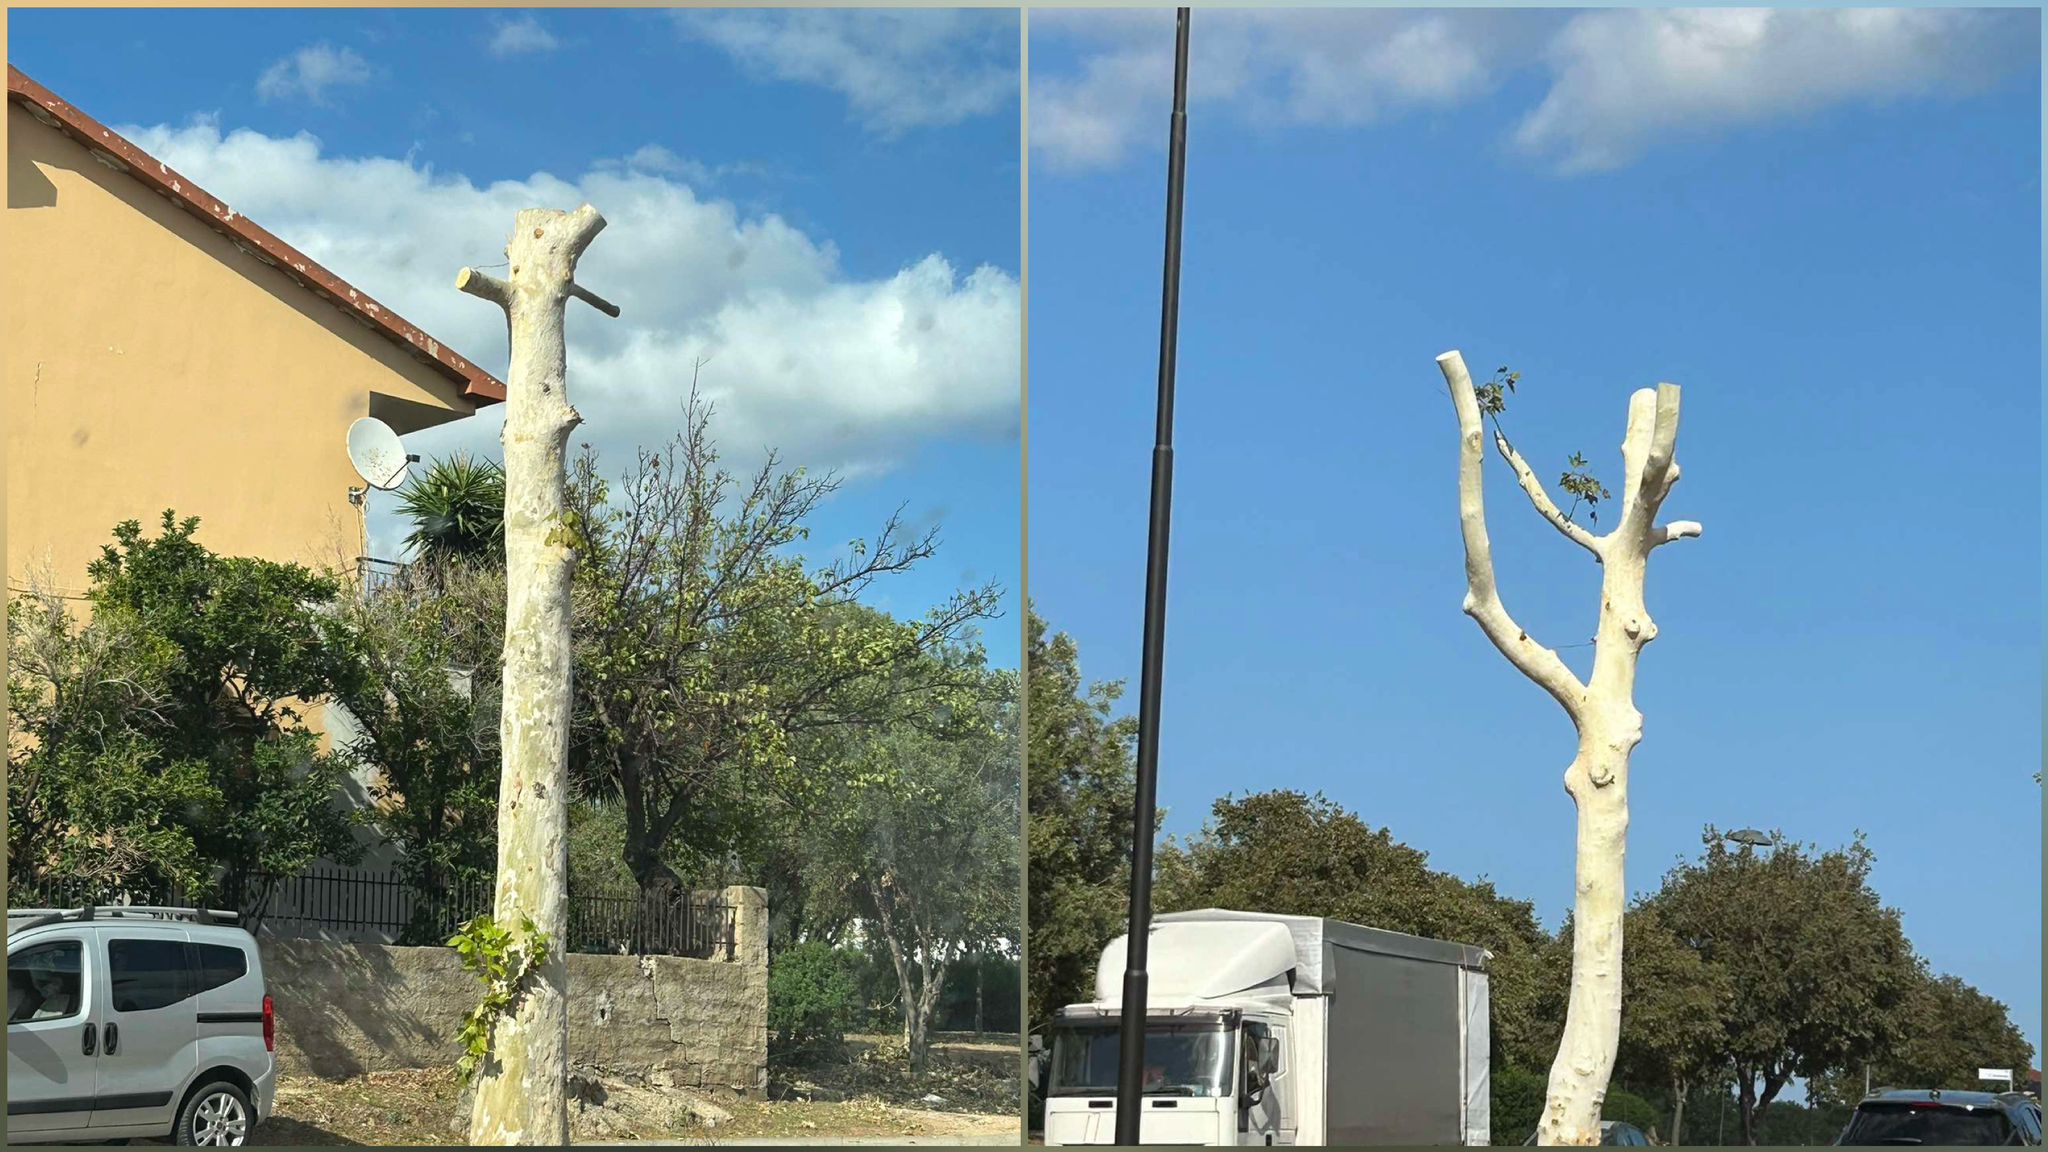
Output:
175,1080,253,1147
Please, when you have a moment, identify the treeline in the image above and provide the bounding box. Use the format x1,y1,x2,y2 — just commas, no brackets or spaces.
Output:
1025,609,2033,1145
9,396,1018,1077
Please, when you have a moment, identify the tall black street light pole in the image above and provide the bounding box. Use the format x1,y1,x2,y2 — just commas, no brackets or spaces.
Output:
1114,8,1191,1146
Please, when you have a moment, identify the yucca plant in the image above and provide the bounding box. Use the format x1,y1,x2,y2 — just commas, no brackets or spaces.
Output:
398,453,506,565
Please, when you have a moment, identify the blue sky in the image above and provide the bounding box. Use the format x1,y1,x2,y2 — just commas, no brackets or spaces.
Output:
10,8,1021,667
1027,8,2042,1065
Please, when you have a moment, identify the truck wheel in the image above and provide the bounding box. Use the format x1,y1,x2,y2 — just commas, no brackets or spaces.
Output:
175,1080,253,1146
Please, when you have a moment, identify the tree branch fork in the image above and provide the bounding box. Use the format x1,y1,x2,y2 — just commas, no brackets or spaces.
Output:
456,203,620,318
1437,349,1701,726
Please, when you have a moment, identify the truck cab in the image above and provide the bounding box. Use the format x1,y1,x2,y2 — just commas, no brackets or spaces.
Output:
1045,1007,1294,1145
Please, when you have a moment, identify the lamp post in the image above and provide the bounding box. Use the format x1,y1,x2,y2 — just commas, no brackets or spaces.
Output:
1719,827,1771,1143
1115,8,1192,1147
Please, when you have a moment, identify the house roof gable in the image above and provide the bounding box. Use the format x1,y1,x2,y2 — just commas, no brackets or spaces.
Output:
8,65,506,406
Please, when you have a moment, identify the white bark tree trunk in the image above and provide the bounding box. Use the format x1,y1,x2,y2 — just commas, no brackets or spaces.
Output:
456,204,615,1146
1436,350,1701,1147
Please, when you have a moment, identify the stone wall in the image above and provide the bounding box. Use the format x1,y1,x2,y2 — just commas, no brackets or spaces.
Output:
261,886,768,1096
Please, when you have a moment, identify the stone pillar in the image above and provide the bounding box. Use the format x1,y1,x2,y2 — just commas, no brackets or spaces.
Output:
725,885,769,1095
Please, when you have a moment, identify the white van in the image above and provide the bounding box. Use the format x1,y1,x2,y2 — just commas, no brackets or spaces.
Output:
7,906,276,1146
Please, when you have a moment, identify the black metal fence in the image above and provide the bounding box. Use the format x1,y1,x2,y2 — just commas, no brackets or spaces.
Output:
354,556,412,598
8,867,737,962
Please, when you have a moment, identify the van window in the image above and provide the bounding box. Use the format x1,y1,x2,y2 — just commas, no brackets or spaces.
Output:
108,938,195,1012
8,941,84,1024
193,943,247,995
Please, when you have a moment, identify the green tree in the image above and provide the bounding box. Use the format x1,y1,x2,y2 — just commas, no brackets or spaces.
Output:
1024,608,1139,1030
1847,968,2033,1095
396,452,505,564
1648,828,1914,1145
810,656,1019,1075
563,396,999,897
332,560,505,939
1156,790,1557,1073
7,513,364,903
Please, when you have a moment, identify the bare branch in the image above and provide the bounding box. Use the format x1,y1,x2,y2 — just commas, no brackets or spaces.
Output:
1492,431,1605,562
1439,350,1588,720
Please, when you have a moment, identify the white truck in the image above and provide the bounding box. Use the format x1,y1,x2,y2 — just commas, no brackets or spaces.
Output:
1041,909,1491,1146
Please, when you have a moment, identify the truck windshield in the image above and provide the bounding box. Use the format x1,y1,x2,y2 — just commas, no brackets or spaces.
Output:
1049,1022,1235,1098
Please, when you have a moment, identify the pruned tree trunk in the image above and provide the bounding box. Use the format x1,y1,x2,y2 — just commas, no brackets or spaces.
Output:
456,205,616,1146
1437,350,1701,1147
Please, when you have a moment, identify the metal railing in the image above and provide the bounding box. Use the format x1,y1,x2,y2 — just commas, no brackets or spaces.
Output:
354,556,412,597
8,867,738,962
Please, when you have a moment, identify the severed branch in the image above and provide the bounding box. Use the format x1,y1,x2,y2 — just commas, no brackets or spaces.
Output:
570,283,620,317
1439,350,1588,721
1491,430,1605,562
457,271,618,318
455,267,510,308
1651,521,1703,549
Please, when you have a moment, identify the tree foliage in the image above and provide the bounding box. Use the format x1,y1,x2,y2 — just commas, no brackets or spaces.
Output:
331,560,505,935
806,654,1019,1075
7,513,364,901
561,396,999,895
1647,829,1915,1144
768,941,862,1066
1024,608,1139,1030
1859,968,2033,1094
397,452,506,564
1155,789,1558,1072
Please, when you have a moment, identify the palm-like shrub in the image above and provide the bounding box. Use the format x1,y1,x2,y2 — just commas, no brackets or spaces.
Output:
398,453,505,565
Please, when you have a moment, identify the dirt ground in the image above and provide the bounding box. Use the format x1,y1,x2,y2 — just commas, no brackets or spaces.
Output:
228,1032,1022,1146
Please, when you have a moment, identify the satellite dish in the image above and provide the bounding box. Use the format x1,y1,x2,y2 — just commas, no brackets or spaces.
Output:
346,417,417,491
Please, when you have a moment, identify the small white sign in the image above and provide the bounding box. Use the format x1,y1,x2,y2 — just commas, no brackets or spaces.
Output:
1980,1069,2014,1083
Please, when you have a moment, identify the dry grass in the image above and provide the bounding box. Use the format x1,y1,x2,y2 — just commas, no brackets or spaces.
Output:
210,1033,1021,1145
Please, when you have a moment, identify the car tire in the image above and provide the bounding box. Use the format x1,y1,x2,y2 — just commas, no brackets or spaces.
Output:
174,1080,253,1147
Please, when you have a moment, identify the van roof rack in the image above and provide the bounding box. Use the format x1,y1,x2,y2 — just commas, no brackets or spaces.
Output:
7,906,240,934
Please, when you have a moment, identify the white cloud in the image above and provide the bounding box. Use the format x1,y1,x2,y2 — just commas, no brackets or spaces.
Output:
255,44,372,106
117,119,1019,556
1515,8,2038,172
674,9,1017,134
1031,8,2034,174
1030,9,1534,172
590,144,768,189
487,16,560,59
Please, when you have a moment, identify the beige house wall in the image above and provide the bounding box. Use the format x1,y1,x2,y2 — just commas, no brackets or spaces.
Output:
5,101,479,598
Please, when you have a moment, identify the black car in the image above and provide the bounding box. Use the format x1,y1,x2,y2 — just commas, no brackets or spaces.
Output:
1836,1089,2043,1146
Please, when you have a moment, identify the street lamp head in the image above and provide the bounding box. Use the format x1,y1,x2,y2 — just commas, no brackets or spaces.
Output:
1726,828,1772,847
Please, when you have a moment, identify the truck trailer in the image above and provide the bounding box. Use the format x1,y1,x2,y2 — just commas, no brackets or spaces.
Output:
1042,909,1491,1146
